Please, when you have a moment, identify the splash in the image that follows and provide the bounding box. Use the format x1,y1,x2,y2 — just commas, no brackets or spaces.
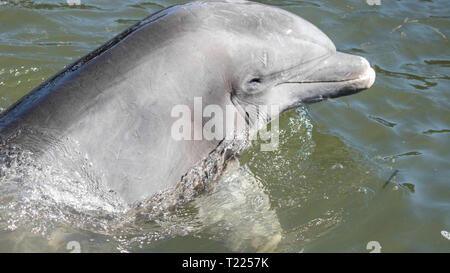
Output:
0,132,129,236
0,108,321,252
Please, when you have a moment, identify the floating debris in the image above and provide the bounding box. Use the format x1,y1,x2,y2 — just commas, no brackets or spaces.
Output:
382,169,399,189
392,17,447,42
423,129,450,135
402,183,415,193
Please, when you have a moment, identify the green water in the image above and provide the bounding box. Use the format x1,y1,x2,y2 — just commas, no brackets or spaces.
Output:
0,0,449,252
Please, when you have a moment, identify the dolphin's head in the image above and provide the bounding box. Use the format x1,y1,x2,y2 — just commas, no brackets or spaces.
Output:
204,1,376,121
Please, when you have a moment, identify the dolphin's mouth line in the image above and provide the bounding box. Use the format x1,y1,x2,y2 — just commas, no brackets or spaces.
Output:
274,51,376,90
280,78,358,85
281,76,366,85
280,65,376,87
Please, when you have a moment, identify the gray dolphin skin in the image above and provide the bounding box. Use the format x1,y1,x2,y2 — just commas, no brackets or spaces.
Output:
0,0,375,203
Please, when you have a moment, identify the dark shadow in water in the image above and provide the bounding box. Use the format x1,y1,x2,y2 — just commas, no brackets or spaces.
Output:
369,115,397,128
424,59,450,68
254,0,320,8
128,2,166,10
374,65,448,90
3,0,102,10
423,129,450,135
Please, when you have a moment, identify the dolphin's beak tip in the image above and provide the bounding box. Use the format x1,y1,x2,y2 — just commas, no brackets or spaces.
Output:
368,67,376,88
359,56,376,89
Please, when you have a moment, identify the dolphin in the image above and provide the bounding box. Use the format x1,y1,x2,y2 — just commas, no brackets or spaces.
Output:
0,0,375,204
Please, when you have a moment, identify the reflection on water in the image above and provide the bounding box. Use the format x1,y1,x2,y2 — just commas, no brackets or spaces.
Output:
0,0,449,252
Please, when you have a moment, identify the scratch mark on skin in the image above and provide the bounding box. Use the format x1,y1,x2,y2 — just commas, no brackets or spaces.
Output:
259,52,268,68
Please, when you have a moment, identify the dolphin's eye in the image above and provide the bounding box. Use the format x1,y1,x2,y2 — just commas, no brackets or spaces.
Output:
246,77,262,91
249,78,261,84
